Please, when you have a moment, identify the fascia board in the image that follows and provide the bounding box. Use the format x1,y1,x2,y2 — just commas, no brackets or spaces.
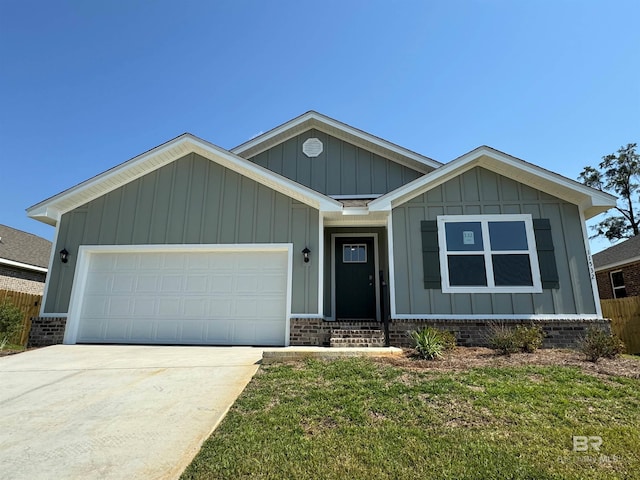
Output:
27,134,342,225
0,258,48,273
231,111,442,171
369,146,618,214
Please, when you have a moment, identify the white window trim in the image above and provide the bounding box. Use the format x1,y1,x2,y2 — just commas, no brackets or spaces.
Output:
437,214,542,294
610,270,626,299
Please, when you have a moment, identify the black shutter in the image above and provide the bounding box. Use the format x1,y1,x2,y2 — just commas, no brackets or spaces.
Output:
533,218,559,289
421,220,441,289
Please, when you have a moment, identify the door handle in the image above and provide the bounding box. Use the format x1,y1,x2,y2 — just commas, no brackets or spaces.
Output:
369,274,374,286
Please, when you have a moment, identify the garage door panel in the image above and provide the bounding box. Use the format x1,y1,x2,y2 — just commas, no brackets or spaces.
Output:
74,249,289,345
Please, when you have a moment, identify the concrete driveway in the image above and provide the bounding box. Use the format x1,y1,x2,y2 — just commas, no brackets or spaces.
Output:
0,345,264,480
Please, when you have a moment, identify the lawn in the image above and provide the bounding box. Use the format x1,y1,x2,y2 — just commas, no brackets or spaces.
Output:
181,352,640,480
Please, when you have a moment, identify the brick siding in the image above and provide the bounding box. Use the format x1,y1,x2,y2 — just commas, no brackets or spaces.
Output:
596,261,640,299
0,265,46,295
290,317,611,349
28,317,67,347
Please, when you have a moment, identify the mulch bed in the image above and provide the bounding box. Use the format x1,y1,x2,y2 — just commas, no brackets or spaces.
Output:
376,347,640,379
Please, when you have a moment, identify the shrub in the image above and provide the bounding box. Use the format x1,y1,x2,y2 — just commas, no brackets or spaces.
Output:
514,325,544,353
409,327,456,360
488,323,519,356
581,327,625,362
489,323,545,355
0,301,23,344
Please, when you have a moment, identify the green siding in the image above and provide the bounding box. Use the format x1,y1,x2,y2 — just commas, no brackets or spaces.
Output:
249,129,424,195
392,167,596,315
45,153,319,315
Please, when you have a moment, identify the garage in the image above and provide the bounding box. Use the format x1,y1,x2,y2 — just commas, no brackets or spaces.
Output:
64,245,291,346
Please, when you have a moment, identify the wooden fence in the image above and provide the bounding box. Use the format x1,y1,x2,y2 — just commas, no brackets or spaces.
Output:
601,296,640,355
0,289,43,346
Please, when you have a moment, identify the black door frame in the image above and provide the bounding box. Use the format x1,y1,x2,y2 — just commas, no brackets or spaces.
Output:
330,233,381,321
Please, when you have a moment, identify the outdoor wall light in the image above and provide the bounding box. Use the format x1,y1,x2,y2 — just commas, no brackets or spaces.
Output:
302,247,311,263
59,248,69,263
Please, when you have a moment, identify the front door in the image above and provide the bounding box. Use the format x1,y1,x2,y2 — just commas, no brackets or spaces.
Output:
335,237,376,320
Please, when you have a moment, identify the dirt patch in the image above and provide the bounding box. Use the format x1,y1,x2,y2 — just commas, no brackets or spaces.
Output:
376,348,640,379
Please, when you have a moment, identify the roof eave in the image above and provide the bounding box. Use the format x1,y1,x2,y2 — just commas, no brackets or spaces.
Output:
27,134,343,224
369,146,618,215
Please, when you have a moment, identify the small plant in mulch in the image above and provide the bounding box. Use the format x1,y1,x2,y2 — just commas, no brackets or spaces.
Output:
580,326,625,362
488,323,545,356
409,327,456,360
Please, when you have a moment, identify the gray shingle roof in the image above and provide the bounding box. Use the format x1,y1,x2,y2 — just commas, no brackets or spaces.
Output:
592,235,640,270
0,224,52,269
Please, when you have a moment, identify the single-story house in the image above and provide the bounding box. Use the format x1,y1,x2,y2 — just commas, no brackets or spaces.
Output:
26,111,616,348
0,224,51,295
593,235,640,299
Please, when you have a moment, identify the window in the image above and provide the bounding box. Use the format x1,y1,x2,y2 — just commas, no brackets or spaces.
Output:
437,214,542,293
610,271,627,298
343,244,367,263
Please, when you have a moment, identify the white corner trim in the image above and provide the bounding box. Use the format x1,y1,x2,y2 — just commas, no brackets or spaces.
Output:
0,258,48,273
39,222,62,317
580,210,603,318
386,213,397,318
316,214,324,318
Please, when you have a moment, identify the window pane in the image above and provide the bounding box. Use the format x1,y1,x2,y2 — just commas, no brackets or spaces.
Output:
448,255,487,286
343,244,367,263
445,222,483,251
611,271,625,288
358,246,366,262
614,288,627,299
492,254,533,286
488,221,528,251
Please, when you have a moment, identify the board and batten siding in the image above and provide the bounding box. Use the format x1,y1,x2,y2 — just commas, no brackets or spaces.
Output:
248,129,424,196
45,153,319,314
391,167,596,316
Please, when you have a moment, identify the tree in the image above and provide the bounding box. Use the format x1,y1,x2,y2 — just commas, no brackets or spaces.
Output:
578,143,640,241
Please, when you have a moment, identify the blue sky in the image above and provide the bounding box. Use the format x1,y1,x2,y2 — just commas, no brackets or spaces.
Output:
1,0,638,253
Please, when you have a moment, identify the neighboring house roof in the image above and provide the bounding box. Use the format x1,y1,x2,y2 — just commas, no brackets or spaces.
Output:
0,224,51,272
27,114,617,227
368,145,617,219
592,235,640,271
231,111,442,173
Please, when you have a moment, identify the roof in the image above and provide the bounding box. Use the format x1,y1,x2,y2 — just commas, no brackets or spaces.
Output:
231,111,442,173
0,224,52,272
592,235,640,271
27,114,617,227
368,145,617,219
27,133,343,226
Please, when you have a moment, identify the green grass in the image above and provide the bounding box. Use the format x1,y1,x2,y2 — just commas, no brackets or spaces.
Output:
181,358,640,480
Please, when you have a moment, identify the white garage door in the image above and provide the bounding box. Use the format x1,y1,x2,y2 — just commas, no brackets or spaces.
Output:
72,248,289,345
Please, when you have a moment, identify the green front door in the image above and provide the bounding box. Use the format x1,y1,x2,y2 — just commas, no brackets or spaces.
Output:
335,237,376,320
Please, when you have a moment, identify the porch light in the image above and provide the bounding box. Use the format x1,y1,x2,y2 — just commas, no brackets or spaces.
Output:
59,248,69,263
302,247,311,263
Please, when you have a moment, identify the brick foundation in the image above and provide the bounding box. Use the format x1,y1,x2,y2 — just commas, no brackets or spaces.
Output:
28,317,67,347
290,317,611,349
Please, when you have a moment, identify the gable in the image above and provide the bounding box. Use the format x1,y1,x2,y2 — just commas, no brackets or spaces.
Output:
247,128,424,196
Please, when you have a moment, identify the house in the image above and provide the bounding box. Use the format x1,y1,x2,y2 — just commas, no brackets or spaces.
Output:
26,111,616,348
593,235,640,299
0,224,51,295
